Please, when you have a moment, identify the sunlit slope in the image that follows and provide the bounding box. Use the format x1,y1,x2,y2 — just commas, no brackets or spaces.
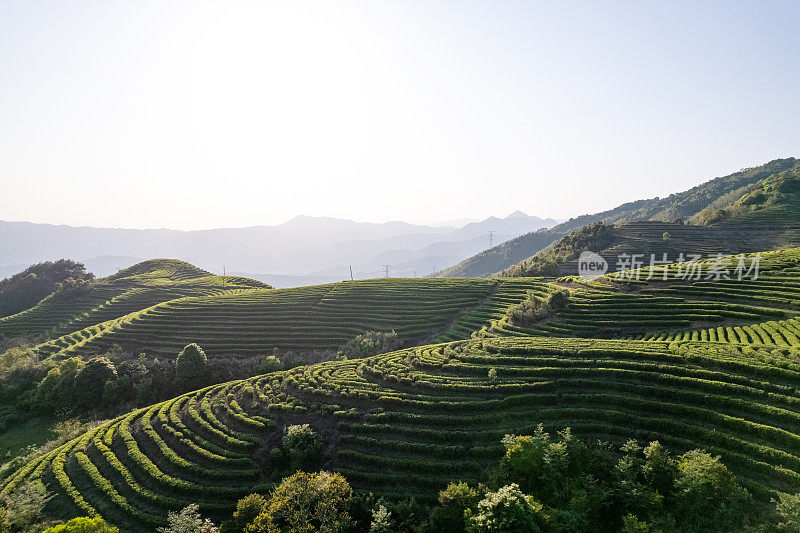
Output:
484,248,800,339
0,259,265,339
439,158,800,277
34,278,545,360
6,336,800,529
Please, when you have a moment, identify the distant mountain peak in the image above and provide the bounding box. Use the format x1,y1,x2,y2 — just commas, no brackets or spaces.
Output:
506,210,529,219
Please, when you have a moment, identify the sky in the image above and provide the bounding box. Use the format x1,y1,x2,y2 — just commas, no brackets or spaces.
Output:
1,1,799,230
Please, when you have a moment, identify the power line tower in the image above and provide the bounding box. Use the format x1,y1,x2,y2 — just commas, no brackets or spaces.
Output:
488,230,494,247
383,265,390,278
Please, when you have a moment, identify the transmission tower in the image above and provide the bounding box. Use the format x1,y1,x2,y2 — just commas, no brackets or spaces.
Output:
488,230,494,247
383,265,390,278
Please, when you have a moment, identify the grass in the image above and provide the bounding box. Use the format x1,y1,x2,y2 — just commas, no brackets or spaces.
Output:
0,418,56,462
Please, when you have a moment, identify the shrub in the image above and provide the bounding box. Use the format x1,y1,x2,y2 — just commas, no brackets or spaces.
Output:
369,504,393,533
245,471,353,532
430,481,483,532
221,493,267,533
773,493,800,532
281,424,323,472
158,504,218,533
255,356,283,375
176,344,208,385
672,450,751,532
464,484,543,532
507,290,569,326
73,357,117,409
0,480,53,531
338,331,401,359
44,516,119,532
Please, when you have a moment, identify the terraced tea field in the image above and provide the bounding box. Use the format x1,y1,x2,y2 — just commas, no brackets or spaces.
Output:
4,259,547,360
5,336,800,529
6,249,800,530
484,248,800,339
0,259,266,339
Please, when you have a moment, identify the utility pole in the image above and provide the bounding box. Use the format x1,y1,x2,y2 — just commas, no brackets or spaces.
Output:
383,265,390,278
488,230,494,247
349,265,354,281
413,270,418,278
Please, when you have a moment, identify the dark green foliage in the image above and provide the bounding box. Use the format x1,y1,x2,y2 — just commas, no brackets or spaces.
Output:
507,223,616,277
73,357,117,409
773,493,800,532
338,331,401,359
220,493,267,533
280,424,322,472
176,343,208,386
255,355,283,375
507,290,569,326
672,450,752,532
0,479,53,531
488,427,751,532
0,260,93,319
429,482,483,532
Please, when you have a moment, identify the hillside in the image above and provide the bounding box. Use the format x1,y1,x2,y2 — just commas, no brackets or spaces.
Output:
438,157,800,277
30,278,546,361
502,220,800,278
0,260,94,319
3,248,800,529
4,335,799,529
0,259,267,341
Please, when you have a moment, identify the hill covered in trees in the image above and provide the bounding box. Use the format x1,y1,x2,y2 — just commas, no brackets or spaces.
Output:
438,157,800,277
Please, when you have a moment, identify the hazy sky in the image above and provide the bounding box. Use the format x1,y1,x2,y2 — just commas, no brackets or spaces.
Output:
1,1,798,230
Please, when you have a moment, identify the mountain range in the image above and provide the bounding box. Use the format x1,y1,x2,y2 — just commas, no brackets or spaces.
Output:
0,211,558,287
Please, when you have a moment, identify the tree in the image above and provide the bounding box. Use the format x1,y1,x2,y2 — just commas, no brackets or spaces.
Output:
158,504,218,533
280,424,322,472
672,450,751,532
620,514,650,533
221,494,267,533
176,344,208,386
44,517,119,532
255,356,283,375
0,260,93,318
465,484,543,532
368,504,392,533
774,493,800,532
1,480,53,531
245,471,353,532
662,232,671,241
73,357,117,409
430,482,483,532
337,331,401,359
